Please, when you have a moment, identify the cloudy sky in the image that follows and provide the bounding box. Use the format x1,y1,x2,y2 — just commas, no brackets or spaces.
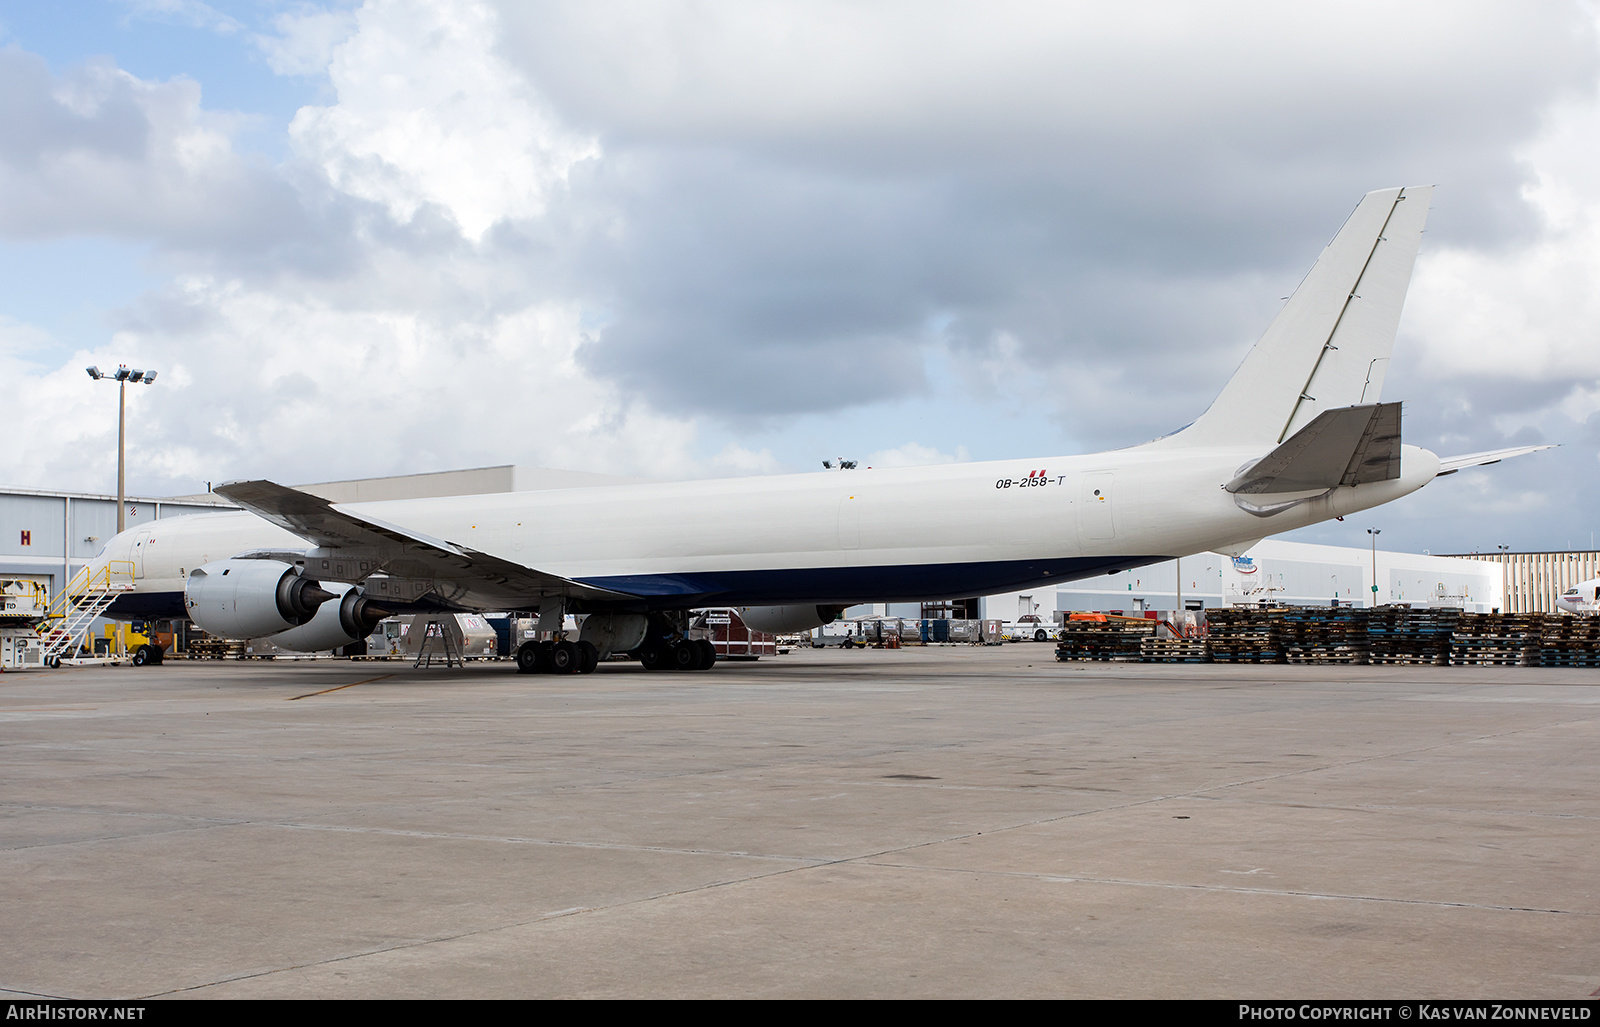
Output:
2,0,1597,556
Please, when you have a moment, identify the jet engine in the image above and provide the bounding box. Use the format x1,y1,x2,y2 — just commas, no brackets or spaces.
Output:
735,605,845,635
184,559,337,639
265,584,393,653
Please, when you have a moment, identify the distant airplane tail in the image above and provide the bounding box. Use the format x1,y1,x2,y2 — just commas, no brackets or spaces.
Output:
1170,185,1432,448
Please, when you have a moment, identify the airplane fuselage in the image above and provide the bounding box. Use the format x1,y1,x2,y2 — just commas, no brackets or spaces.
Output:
102,441,1441,618
1556,578,1600,617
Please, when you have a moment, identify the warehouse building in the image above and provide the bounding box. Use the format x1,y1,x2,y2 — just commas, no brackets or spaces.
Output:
855,542,1511,624
1052,540,1506,614
1441,550,1600,614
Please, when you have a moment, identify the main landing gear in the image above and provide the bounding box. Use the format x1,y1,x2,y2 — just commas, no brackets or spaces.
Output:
515,638,600,675
636,636,717,672
635,610,717,672
514,611,717,674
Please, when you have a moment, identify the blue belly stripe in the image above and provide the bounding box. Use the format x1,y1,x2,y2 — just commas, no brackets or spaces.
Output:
576,556,1165,607
111,555,1167,620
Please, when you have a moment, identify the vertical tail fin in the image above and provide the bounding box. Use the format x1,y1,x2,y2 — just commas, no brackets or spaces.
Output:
1173,185,1431,448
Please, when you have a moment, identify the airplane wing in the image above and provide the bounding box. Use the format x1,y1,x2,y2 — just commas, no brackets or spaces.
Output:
214,479,637,602
1435,444,1557,475
1226,403,1401,494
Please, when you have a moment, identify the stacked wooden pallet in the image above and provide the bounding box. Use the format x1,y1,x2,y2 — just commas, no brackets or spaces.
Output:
1204,608,1285,663
1139,636,1210,662
1539,616,1600,668
1450,612,1543,667
1366,606,1460,665
1055,607,1598,668
1279,607,1370,664
185,636,246,660
1054,620,1154,661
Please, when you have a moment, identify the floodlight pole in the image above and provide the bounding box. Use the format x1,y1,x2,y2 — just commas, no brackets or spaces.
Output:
1175,556,1182,636
86,365,157,535
117,379,126,534
1367,528,1381,607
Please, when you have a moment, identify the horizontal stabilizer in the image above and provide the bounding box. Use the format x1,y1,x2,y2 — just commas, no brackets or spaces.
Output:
1226,402,1401,494
1435,444,1556,476
215,480,635,602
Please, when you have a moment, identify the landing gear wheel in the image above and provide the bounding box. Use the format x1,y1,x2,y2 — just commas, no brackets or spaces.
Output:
576,640,599,674
695,639,717,670
549,640,579,674
515,640,545,674
639,640,669,671
670,641,699,671
132,645,151,667
150,645,164,665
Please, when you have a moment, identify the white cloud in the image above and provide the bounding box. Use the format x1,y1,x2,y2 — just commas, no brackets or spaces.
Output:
255,4,362,77
0,317,164,491
1404,34,1600,431
0,3,694,493
1409,205,1600,385
706,443,782,475
866,442,970,468
3,268,707,494
0,49,301,247
496,0,1591,164
288,0,600,240
113,0,246,36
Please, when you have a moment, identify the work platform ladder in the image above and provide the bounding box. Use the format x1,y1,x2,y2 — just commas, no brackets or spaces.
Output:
414,617,463,669
40,561,135,665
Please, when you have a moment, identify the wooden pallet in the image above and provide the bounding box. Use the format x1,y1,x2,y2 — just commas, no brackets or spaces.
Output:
1540,654,1600,668
1369,654,1447,666
1055,622,1154,662
1139,638,1210,662
1285,646,1367,665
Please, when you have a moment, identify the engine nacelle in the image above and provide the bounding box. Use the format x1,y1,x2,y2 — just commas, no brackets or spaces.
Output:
184,559,336,639
265,584,393,653
735,605,844,635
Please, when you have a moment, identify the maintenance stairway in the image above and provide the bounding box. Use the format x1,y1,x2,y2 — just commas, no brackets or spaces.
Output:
39,561,135,667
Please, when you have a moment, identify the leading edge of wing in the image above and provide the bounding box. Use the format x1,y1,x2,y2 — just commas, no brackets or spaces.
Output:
215,479,466,553
213,479,638,602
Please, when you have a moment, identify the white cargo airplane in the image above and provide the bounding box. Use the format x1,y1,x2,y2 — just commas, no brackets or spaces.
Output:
87,186,1549,672
1557,579,1600,616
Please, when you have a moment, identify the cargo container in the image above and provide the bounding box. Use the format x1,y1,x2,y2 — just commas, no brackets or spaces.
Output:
696,608,776,660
